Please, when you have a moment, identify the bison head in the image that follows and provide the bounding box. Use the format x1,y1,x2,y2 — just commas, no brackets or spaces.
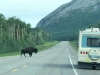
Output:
34,48,38,54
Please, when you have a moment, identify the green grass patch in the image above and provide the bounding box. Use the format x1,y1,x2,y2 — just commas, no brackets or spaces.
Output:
69,40,78,51
0,41,59,57
36,41,59,51
0,51,20,57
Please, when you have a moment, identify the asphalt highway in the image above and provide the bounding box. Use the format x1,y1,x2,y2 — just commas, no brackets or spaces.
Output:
0,41,100,75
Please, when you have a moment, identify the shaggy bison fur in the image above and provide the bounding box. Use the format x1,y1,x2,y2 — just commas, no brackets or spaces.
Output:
21,47,38,57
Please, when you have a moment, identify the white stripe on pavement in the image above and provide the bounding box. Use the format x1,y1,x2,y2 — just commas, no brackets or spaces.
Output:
67,43,78,75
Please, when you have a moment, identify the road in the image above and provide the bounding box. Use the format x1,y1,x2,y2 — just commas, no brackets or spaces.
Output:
0,41,100,75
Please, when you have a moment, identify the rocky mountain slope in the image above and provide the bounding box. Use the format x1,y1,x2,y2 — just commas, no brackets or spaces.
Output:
36,0,100,40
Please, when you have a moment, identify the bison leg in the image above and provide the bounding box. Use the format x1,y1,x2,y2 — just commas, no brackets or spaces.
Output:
29,53,32,57
24,53,26,57
20,52,24,57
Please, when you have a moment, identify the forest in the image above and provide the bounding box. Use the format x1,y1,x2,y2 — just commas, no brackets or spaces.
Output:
0,13,52,54
37,2,100,41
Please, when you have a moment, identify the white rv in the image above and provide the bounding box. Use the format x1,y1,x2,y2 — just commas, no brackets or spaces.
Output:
78,28,100,69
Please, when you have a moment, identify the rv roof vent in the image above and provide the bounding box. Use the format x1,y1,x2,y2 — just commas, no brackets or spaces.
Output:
83,28,100,32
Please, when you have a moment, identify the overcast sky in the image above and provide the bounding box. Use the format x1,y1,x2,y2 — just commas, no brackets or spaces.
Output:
0,0,71,28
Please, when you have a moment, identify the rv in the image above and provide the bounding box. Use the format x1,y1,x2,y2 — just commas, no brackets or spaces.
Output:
78,28,100,69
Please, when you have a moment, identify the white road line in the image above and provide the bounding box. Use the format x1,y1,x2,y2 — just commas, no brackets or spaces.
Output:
67,44,78,75
0,57,19,61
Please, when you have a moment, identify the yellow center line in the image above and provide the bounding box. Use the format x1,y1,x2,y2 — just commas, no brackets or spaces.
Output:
12,69,18,72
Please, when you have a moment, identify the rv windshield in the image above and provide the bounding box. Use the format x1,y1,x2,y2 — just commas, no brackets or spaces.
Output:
82,36,100,47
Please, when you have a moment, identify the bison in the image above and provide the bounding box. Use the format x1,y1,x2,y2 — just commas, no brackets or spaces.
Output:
20,47,38,57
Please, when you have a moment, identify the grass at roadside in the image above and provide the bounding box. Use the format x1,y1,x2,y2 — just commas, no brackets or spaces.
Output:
36,41,59,51
69,40,78,51
0,52,20,57
0,41,59,57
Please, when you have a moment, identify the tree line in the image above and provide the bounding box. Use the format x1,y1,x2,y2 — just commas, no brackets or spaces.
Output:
89,22,100,29
0,13,52,53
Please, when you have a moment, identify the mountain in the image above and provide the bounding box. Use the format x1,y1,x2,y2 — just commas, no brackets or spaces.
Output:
36,0,100,41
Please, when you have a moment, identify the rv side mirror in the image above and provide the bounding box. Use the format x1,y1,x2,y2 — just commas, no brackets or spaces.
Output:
76,43,79,47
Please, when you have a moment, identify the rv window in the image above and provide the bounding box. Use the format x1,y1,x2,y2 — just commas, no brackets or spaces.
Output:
87,38,100,47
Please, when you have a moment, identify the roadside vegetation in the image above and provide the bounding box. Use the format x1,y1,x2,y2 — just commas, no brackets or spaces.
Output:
36,41,59,51
0,13,53,55
69,40,78,51
0,41,59,57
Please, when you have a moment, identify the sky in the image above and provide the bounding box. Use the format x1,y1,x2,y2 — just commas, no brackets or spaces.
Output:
0,0,71,28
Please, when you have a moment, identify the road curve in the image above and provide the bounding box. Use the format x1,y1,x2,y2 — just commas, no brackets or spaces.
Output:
0,41,100,75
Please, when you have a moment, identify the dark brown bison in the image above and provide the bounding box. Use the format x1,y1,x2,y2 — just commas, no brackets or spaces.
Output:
20,47,38,57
